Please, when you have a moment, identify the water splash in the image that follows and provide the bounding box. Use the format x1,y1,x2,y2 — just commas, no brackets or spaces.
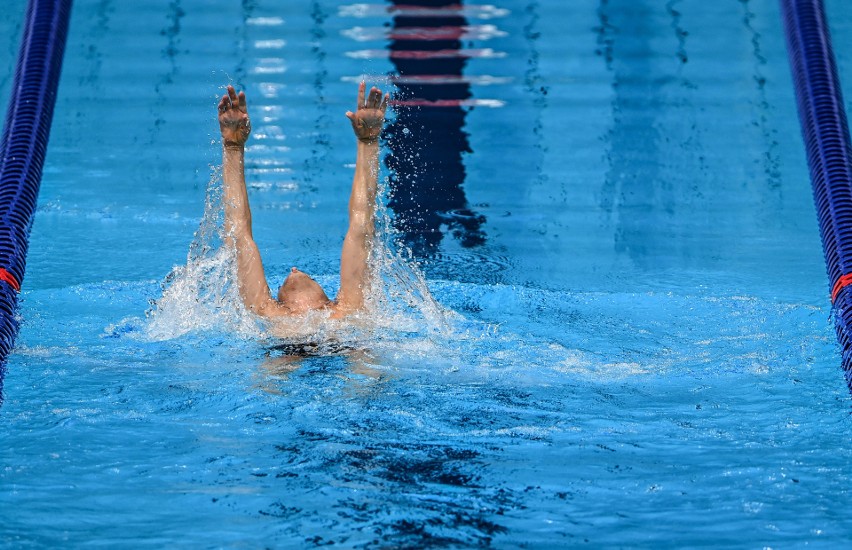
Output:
142,164,452,345
367,175,454,335
144,168,262,341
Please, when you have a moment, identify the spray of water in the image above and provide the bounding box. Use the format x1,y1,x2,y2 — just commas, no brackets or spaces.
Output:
142,161,453,346
143,167,261,341
365,177,452,334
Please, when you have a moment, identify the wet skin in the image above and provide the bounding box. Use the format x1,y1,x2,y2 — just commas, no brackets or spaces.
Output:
218,82,389,320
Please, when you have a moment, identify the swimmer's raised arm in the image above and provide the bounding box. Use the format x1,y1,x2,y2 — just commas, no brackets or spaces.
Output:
218,85,282,316
333,82,389,316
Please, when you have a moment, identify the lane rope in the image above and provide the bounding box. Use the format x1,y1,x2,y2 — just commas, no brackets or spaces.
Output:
0,0,73,398
781,0,852,387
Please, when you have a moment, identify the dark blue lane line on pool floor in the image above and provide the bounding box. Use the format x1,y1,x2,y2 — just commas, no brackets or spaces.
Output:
383,0,487,256
0,0,72,402
781,0,852,389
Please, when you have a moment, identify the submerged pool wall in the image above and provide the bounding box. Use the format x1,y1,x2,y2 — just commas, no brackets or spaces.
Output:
0,0,72,397
781,0,852,386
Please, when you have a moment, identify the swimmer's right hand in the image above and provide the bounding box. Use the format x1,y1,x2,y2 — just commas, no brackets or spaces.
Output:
218,85,251,148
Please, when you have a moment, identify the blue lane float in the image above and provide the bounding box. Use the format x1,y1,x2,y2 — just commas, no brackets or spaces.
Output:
0,0,73,399
781,0,852,387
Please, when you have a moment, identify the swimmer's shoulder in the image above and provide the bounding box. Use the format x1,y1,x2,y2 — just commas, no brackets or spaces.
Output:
250,297,293,319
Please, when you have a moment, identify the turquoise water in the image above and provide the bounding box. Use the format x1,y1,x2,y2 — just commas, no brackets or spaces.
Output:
2,0,852,546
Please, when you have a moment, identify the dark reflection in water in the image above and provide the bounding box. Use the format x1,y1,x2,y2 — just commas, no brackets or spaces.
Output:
149,0,184,171
596,0,669,268
80,0,114,89
145,0,185,147
522,1,551,199
259,345,383,385
384,0,486,256
738,0,782,193
595,0,727,270
303,1,332,187
253,382,533,546
266,434,514,546
232,0,258,91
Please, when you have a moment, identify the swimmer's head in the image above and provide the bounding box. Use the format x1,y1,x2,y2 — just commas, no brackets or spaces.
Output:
277,267,331,313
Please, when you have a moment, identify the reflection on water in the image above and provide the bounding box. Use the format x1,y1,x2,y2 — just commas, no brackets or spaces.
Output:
522,1,549,192
596,0,715,270
302,1,332,187
257,346,384,394
738,0,782,192
597,0,668,268
594,0,789,274
152,0,185,144
372,0,493,255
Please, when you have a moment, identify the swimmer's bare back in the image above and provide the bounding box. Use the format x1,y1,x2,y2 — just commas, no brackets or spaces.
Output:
218,82,389,321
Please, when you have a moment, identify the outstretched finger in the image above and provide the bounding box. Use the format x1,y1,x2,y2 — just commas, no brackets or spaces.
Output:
227,85,239,104
357,81,366,110
238,90,247,111
380,93,389,113
368,87,381,108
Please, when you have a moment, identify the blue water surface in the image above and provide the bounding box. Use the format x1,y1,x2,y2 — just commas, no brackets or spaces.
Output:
2,0,852,547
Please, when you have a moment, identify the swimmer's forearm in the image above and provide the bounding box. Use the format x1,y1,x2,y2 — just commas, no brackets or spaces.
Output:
222,144,253,239
221,143,274,312
348,140,379,234
334,140,379,314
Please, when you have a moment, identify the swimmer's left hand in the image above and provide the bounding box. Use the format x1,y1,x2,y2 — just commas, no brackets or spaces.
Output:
346,82,389,144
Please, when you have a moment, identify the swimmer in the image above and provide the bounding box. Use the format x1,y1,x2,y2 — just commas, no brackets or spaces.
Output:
217,81,389,320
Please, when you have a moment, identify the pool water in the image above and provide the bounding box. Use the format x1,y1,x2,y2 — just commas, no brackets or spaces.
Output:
2,0,852,546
